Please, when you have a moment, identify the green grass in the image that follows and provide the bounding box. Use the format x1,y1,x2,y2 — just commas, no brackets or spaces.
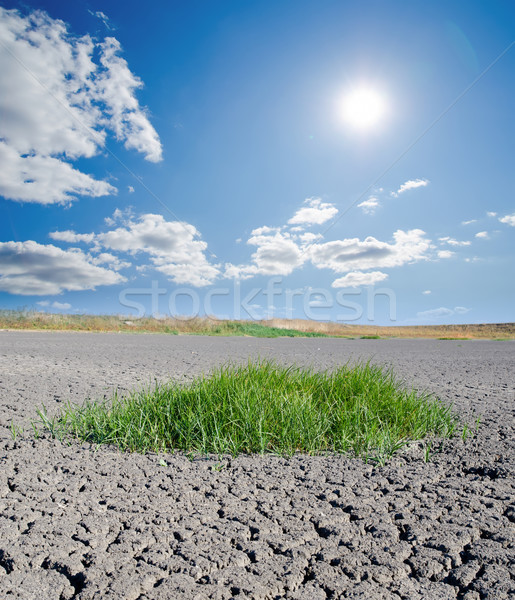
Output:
36,361,461,463
210,322,328,338
360,335,381,339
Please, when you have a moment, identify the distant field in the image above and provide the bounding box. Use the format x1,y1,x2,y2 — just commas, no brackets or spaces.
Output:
264,318,515,340
0,310,513,339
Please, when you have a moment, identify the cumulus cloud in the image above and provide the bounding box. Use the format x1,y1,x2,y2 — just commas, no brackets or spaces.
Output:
499,213,515,227
297,232,323,244
287,197,338,227
226,229,305,279
227,196,437,285
391,178,429,197
90,252,130,271
50,230,96,244
332,271,388,288
52,301,72,309
487,211,497,217
0,7,161,204
227,223,432,286
422,290,431,295
462,219,477,225
37,300,71,310
475,231,489,239
309,229,431,273
52,213,220,287
437,250,454,259
0,142,116,204
357,197,380,215
0,241,125,295
438,237,471,247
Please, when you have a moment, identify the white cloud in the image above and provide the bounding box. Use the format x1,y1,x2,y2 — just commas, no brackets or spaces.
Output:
227,229,305,279
308,299,329,307
357,197,380,215
297,232,323,244
38,300,72,309
50,230,96,244
229,198,434,286
487,211,497,217
331,271,388,288
447,239,470,247
104,207,130,227
52,301,72,310
422,290,431,295
499,213,515,227
251,226,281,236
52,213,220,287
227,223,432,286
417,307,454,319
0,241,125,295
0,142,116,204
128,185,135,193
90,252,131,271
461,219,477,225
287,197,338,226
309,229,431,273
417,306,470,320
96,37,162,162
392,178,429,197
438,236,471,247
0,7,161,205
475,231,489,239
89,10,114,30
437,250,454,259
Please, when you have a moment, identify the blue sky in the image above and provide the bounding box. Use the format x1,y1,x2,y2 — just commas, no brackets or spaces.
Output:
0,0,514,325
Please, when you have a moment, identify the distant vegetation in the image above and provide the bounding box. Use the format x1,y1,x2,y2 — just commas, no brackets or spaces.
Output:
0,310,328,338
0,309,513,339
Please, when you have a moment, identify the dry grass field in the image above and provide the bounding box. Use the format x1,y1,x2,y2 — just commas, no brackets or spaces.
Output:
0,310,513,339
263,317,515,340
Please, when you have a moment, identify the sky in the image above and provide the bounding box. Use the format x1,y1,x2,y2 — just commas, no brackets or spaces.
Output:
0,0,514,325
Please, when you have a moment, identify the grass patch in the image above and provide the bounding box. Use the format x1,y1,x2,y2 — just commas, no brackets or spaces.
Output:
360,335,381,339
438,337,471,341
211,322,327,338
36,360,461,463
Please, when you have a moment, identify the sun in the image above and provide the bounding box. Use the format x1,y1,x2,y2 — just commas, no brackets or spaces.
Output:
341,87,387,131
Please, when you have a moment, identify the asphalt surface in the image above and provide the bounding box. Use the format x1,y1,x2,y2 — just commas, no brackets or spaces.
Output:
0,331,513,599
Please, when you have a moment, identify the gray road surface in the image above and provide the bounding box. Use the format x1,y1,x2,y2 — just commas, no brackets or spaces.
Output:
0,331,513,599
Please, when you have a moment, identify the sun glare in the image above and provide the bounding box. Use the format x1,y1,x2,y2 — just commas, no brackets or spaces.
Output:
341,87,387,131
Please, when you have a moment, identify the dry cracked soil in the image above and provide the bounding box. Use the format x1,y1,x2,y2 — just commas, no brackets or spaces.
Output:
0,331,513,599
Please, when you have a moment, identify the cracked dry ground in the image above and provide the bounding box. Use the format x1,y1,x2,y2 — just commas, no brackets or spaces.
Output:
0,333,514,599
